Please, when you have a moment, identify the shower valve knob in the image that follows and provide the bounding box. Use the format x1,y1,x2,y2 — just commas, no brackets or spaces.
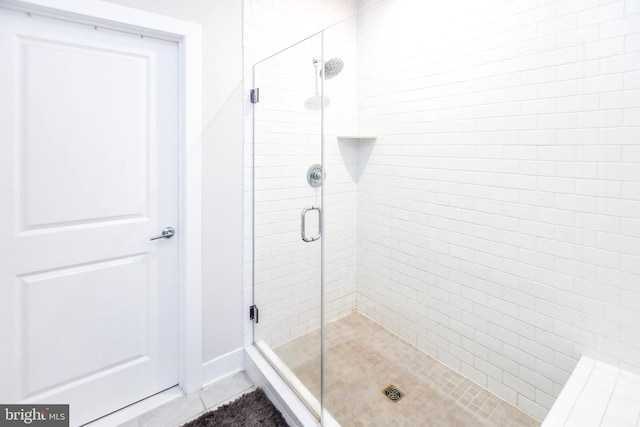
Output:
307,164,324,187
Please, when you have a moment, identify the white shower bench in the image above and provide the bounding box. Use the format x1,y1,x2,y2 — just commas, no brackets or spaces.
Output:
542,356,640,427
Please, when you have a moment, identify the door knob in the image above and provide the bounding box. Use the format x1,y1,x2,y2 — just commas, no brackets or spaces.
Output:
150,227,175,241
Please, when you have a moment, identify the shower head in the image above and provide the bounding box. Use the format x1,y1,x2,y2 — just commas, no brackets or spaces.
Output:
320,58,344,80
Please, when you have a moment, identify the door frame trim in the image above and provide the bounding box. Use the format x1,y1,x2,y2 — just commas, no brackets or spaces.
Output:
1,0,203,394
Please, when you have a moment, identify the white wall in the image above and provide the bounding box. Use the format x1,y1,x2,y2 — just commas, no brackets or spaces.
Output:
356,0,640,419
243,0,357,71
103,0,245,379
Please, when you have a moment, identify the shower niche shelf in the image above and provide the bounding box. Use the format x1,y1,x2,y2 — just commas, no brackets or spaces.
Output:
337,135,377,140
337,135,376,183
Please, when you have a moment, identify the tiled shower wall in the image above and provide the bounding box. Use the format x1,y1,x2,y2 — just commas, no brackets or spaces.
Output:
244,0,359,347
251,36,326,347
356,0,640,419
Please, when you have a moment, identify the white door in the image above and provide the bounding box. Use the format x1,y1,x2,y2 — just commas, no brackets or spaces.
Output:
0,8,180,426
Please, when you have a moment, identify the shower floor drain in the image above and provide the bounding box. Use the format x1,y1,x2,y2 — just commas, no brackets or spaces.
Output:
383,385,403,402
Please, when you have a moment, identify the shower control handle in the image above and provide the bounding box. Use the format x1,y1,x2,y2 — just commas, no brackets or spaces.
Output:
301,206,321,242
307,164,323,188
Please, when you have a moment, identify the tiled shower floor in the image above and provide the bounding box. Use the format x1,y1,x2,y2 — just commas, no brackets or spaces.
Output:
274,312,540,427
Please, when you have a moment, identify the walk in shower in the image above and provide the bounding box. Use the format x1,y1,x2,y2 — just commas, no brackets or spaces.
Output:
248,1,640,425
249,14,538,426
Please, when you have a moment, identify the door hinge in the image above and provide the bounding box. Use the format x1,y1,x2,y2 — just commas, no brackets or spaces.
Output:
249,305,259,323
250,88,259,104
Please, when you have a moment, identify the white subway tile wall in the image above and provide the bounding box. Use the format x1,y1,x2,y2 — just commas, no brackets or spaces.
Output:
245,1,359,348
252,33,325,348
244,0,640,422
356,0,640,420
323,17,361,324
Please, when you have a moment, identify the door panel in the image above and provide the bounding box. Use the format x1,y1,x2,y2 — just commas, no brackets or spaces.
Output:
22,256,148,395
0,9,179,426
20,35,150,228
252,34,324,417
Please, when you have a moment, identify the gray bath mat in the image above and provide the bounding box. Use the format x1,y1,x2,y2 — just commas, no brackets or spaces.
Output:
181,388,289,427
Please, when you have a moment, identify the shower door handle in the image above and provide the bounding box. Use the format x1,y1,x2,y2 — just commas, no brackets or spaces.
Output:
301,206,321,242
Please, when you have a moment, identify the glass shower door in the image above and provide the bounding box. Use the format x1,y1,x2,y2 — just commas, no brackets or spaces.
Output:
252,33,324,418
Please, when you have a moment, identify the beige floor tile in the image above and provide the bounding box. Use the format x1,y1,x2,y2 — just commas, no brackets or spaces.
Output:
137,392,205,427
114,372,257,427
199,372,255,409
274,312,541,427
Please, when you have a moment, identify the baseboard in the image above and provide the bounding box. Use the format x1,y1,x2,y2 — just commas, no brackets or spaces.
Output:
201,348,245,388
84,386,183,427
